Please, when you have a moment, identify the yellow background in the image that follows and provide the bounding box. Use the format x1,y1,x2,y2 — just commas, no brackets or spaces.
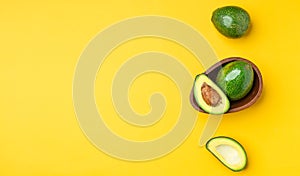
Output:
1,0,300,175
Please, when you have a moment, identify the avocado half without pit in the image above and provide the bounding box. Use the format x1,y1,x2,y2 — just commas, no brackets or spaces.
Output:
190,57,263,114
206,136,247,172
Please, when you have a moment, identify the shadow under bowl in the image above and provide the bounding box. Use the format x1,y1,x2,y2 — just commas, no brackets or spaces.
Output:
190,57,263,113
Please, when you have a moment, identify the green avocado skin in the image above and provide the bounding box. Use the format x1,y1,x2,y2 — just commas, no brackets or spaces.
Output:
216,61,254,101
212,6,250,38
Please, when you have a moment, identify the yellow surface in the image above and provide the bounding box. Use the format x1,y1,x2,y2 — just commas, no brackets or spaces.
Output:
1,0,300,175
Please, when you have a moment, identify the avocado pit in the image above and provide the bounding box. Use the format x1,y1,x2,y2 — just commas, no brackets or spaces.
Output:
201,82,222,107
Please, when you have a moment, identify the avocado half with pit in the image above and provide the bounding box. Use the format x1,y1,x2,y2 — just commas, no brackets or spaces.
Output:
206,136,247,172
193,74,230,114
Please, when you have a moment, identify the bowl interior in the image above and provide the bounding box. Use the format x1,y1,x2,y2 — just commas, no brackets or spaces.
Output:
190,57,263,113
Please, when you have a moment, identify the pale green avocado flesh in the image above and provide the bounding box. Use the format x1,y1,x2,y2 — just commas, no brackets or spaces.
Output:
206,136,247,172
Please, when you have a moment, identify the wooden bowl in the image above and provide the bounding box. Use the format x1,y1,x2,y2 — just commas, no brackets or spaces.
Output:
190,57,263,113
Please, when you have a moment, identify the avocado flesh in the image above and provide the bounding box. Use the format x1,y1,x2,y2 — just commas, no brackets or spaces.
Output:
206,136,247,172
193,74,230,114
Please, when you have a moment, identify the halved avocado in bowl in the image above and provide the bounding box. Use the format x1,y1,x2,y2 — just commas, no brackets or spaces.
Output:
190,57,263,113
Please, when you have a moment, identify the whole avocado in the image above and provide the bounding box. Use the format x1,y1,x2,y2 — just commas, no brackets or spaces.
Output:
211,6,250,38
216,61,254,101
